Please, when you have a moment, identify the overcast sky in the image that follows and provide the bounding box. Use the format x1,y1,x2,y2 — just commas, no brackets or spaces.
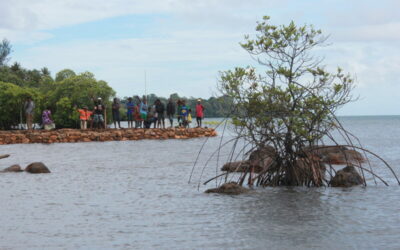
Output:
1,0,399,115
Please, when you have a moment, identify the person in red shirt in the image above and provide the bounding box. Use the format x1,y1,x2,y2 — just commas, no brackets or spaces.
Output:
195,99,205,128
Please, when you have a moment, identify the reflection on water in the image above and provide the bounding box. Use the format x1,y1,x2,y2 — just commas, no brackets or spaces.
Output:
0,117,400,249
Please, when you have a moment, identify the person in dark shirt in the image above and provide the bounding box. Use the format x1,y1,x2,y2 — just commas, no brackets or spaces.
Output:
177,100,183,127
93,97,106,129
155,99,165,129
166,98,175,128
112,98,121,129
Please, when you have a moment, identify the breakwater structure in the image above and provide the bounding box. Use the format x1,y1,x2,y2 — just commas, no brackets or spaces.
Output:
0,128,217,145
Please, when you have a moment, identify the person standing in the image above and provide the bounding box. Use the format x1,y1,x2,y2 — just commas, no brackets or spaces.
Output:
195,99,205,127
187,108,192,128
93,97,106,129
134,97,142,128
42,107,55,130
77,106,92,129
147,104,157,128
126,97,135,128
180,100,189,128
24,97,35,130
166,98,175,128
155,99,165,129
140,97,148,122
177,100,183,127
112,98,121,129
151,101,158,128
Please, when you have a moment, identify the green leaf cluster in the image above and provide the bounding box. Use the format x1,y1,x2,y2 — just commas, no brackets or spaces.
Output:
219,16,354,156
0,63,115,129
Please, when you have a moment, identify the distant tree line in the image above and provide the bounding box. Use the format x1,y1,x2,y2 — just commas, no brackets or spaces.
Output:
0,39,232,129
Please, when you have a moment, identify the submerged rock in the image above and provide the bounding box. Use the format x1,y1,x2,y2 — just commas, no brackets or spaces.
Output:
0,154,10,159
330,166,364,187
248,146,275,167
205,182,250,195
25,162,51,174
2,164,23,172
221,160,251,172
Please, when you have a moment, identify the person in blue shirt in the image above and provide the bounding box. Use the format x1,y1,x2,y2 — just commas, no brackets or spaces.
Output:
126,97,135,128
180,100,189,128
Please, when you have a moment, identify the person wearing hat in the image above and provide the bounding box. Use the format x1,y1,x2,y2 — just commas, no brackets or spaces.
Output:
195,98,205,127
76,105,92,129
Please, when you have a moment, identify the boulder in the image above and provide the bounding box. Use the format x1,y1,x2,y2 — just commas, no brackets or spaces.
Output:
321,150,365,165
303,145,348,157
221,160,251,172
248,145,275,171
0,154,10,160
302,146,365,165
205,182,250,195
2,164,23,172
25,162,51,174
330,166,364,187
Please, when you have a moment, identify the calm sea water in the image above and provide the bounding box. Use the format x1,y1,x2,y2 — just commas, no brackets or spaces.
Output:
1,116,400,249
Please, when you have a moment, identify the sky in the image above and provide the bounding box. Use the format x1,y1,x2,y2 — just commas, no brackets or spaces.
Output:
0,0,399,115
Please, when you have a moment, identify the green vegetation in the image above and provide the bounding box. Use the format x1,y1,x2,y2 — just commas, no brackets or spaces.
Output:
0,39,231,129
0,42,116,130
218,16,355,186
0,66,115,129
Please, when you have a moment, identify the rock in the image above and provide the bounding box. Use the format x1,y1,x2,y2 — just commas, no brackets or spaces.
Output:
2,164,23,172
322,150,365,165
0,154,10,159
25,162,51,174
301,146,365,165
330,166,364,187
221,146,276,174
248,145,275,171
303,145,348,157
0,128,217,144
221,160,251,172
205,182,250,195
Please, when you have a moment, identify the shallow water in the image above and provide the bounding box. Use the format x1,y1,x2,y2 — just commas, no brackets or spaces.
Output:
1,117,400,249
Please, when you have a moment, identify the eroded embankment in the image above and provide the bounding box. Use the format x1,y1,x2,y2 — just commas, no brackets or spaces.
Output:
0,128,217,145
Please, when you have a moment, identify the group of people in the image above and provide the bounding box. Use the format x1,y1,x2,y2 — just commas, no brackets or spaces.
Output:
110,97,205,129
22,96,205,130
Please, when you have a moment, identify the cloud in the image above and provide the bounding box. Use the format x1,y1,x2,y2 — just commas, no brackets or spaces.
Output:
2,0,400,115
14,30,252,98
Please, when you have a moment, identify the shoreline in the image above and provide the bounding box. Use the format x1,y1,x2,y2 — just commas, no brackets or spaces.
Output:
0,127,217,145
